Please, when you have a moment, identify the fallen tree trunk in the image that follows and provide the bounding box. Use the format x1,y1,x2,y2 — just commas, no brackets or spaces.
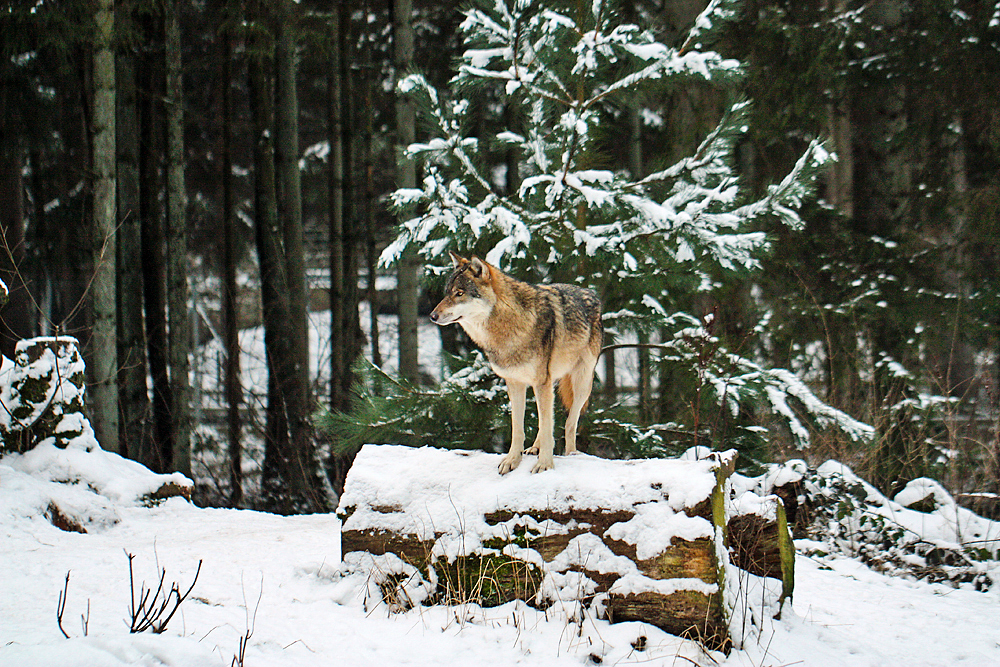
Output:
338,445,794,652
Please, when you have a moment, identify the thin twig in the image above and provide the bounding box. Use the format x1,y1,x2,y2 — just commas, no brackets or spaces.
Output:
56,571,71,639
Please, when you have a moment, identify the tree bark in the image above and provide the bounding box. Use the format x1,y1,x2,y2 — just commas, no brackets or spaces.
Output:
219,2,242,507
250,27,290,510
90,0,119,454
249,11,325,513
138,10,172,473
341,7,361,402
0,142,32,359
275,2,325,510
394,0,420,384
165,0,192,477
853,0,916,492
116,42,150,460
0,52,33,354
327,3,361,495
627,106,650,423
327,6,346,412
362,64,381,372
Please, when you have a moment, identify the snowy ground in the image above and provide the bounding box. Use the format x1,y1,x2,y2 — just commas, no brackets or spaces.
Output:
5,308,998,666
3,457,1000,667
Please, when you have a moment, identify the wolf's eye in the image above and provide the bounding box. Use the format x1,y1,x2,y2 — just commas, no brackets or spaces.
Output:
454,289,465,297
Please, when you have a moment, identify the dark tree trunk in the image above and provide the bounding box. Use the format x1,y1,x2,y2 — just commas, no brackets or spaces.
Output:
0,142,32,359
341,7,361,403
327,3,361,496
394,0,419,384
362,65,381,372
140,15,173,473
852,0,918,493
165,0,192,477
219,3,242,507
249,13,325,513
116,44,150,460
327,5,346,412
275,2,326,511
250,29,290,510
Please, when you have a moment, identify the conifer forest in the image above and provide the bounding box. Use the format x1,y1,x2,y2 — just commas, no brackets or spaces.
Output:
2,0,1000,515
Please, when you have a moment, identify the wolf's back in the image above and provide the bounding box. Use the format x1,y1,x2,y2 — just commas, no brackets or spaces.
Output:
550,284,602,336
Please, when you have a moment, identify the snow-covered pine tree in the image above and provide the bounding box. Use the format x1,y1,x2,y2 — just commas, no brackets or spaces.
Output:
324,0,874,462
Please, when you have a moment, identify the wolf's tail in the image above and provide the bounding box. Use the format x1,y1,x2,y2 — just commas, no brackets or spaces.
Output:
558,376,589,414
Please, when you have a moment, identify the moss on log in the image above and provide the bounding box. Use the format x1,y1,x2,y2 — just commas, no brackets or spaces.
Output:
431,553,543,607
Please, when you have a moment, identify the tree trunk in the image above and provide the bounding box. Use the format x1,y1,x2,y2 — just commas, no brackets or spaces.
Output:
826,99,854,218
341,8,361,402
275,3,325,511
0,60,33,354
249,15,324,514
140,11,172,473
90,0,119,454
853,0,916,492
165,0,192,477
338,445,751,654
116,43,150,460
250,28,290,510
220,4,242,507
394,0,420,384
327,6,346,412
0,142,32,359
363,66,381,373
327,3,360,495
627,106,650,423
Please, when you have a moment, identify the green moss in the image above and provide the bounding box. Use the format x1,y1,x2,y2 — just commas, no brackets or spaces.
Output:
711,460,730,634
482,523,539,551
776,497,795,605
647,538,717,582
430,553,542,607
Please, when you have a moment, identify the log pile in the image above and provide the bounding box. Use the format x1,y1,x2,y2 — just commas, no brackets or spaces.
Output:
338,445,794,651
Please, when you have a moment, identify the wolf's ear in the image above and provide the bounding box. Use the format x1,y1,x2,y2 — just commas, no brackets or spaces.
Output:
449,251,467,268
468,256,491,281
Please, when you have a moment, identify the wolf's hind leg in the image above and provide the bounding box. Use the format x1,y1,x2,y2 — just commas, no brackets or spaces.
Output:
563,356,596,455
499,380,527,475
530,382,556,473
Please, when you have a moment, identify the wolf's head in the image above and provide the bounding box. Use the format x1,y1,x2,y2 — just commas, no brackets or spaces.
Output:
430,252,496,326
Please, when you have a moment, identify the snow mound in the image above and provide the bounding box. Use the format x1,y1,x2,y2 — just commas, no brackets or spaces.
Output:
1,440,192,534
795,461,1000,590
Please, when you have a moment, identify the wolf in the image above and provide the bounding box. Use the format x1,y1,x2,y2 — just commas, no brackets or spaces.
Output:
430,252,603,474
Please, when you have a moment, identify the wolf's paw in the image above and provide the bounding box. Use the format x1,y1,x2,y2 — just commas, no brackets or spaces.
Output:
530,456,554,474
524,445,539,456
499,452,522,475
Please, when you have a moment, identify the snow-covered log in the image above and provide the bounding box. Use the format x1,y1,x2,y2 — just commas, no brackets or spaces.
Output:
338,445,795,651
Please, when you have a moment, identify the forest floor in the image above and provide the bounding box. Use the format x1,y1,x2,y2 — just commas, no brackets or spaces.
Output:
2,452,999,667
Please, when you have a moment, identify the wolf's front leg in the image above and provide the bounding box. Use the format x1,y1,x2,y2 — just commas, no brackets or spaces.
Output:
530,382,555,473
499,380,528,474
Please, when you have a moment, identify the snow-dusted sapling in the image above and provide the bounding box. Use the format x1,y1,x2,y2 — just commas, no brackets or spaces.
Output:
431,252,602,474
